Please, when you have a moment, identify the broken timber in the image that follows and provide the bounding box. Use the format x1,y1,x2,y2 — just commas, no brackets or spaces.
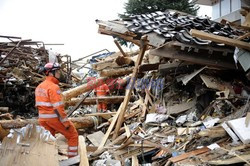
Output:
99,63,160,77
113,35,148,140
100,67,133,77
190,29,250,51
168,146,210,163
0,116,98,140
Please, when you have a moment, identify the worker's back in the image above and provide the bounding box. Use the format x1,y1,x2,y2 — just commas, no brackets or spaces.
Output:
95,84,109,96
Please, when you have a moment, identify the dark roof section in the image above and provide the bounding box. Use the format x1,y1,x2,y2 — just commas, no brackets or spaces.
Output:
123,11,247,47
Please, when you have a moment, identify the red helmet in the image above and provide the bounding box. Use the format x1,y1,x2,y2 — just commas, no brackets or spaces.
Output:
44,62,61,75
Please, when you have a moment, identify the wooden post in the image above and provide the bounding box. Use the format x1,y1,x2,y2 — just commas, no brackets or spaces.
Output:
112,35,148,140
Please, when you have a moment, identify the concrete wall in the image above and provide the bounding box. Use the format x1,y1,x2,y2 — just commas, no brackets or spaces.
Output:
211,0,242,23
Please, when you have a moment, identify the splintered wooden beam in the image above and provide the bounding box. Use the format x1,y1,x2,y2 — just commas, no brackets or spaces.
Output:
62,77,107,101
112,35,148,140
100,63,159,77
65,96,125,106
190,29,250,51
100,67,133,77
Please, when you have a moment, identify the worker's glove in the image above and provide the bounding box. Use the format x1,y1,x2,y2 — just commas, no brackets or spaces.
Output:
245,112,250,127
62,120,70,130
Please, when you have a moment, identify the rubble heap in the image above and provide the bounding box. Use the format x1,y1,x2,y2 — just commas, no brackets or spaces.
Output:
0,36,73,119
1,9,250,166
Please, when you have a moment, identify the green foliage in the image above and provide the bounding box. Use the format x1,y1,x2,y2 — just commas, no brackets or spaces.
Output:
122,0,199,16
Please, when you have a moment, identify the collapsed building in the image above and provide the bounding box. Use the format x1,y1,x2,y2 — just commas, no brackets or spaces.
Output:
1,7,250,166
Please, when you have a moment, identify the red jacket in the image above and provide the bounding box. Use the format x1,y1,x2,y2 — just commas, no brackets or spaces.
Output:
35,76,67,122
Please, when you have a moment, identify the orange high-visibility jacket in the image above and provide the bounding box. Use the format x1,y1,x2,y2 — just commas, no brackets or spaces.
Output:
95,84,109,96
35,76,67,122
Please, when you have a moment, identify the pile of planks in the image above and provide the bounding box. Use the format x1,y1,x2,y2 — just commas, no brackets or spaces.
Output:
0,36,76,120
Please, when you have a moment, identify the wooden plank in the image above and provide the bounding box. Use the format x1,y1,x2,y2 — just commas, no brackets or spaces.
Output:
167,100,196,115
237,32,250,40
87,131,108,147
132,156,139,166
86,146,98,152
78,136,89,166
200,74,228,91
60,155,80,166
112,35,148,140
190,29,250,51
168,147,210,163
0,124,59,166
124,123,131,138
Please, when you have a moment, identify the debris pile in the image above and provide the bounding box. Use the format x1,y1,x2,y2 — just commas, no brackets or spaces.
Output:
1,9,250,166
76,10,250,165
0,36,73,119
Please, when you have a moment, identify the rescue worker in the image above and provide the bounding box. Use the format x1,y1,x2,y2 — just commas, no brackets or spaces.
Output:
94,83,110,112
35,62,78,158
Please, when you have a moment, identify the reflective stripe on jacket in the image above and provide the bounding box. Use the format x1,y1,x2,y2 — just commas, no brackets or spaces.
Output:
95,84,109,96
35,76,67,121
